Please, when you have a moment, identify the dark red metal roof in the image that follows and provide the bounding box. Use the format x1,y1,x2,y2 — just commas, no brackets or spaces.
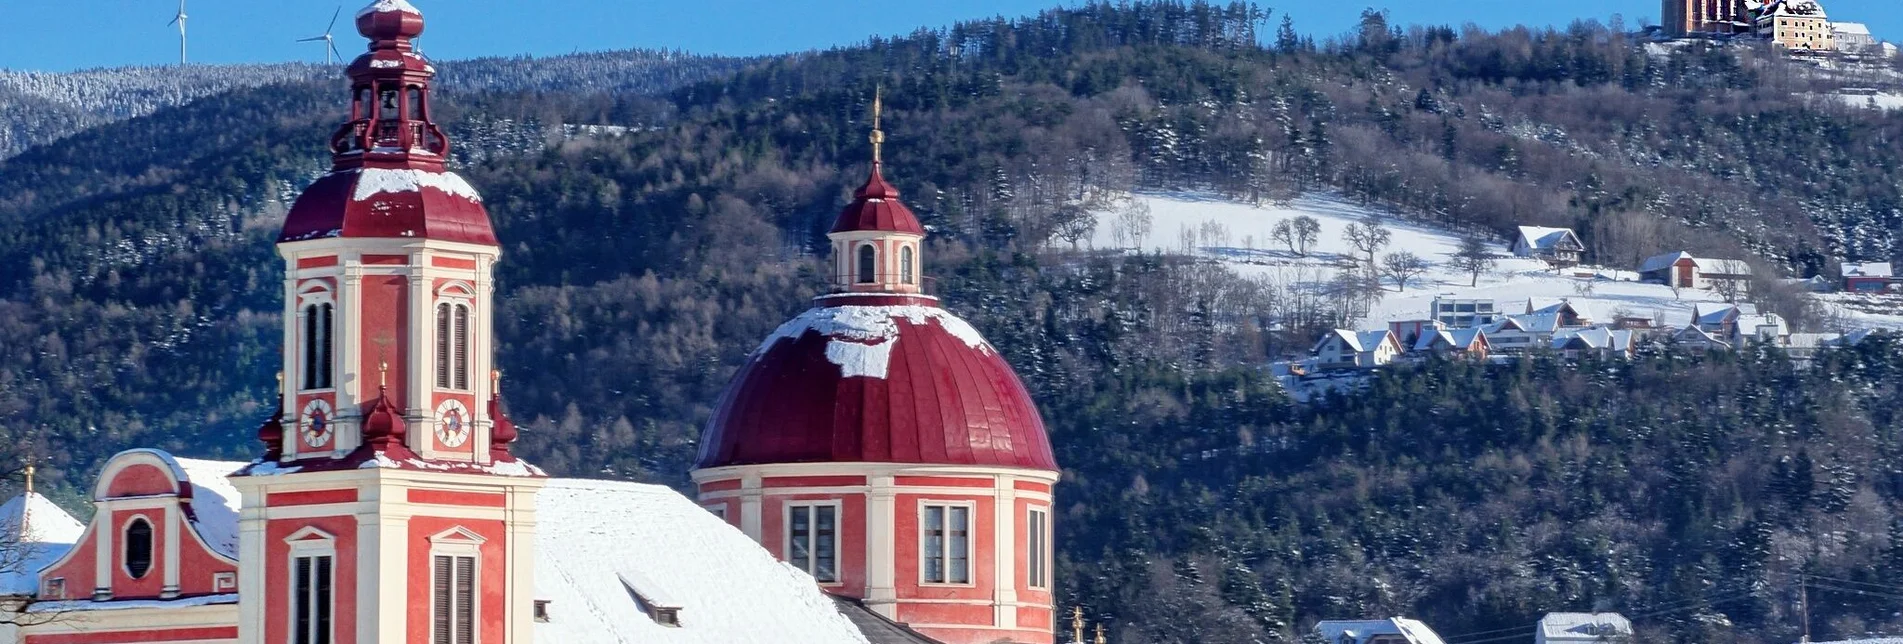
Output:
830,163,924,235
279,168,497,245
696,293,1058,471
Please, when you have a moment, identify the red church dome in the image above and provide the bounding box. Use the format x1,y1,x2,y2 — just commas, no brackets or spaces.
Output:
696,292,1057,471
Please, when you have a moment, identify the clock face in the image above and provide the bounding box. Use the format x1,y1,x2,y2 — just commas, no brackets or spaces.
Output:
300,400,334,448
435,402,471,448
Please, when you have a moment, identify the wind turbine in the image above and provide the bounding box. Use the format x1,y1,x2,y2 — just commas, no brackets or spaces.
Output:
166,0,188,66
298,7,345,64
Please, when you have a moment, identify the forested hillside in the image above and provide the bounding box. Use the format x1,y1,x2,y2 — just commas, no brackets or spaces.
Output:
4,2,1903,641
0,48,747,158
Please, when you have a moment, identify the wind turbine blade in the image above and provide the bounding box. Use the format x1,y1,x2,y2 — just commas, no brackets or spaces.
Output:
329,41,344,63
327,7,341,33
167,16,180,26
298,36,327,42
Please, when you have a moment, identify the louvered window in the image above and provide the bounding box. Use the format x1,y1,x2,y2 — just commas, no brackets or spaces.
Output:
302,303,333,390
1028,508,1049,589
786,504,838,583
922,504,971,584
436,303,471,391
432,555,477,644
900,246,915,285
293,555,333,644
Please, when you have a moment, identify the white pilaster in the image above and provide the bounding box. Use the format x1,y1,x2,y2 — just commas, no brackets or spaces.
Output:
234,485,268,644
993,475,1018,629
406,254,430,424
162,503,181,598
740,473,764,543
867,474,899,618
339,259,365,410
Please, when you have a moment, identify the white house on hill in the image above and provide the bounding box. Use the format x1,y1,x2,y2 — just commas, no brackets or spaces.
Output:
1512,227,1584,267
1536,612,1632,644
1639,252,1752,291
1314,329,1403,369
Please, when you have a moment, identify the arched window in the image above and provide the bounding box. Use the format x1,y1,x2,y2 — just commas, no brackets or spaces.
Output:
857,245,877,284
124,518,153,579
900,246,915,285
302,303,333,390
436,303,471,391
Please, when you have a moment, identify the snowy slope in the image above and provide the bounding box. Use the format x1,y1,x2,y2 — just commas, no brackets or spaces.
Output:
1091,193,1901,334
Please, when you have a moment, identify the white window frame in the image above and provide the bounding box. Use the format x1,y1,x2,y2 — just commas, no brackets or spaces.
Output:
856,244,878,284
428,528,485,644
434,282,476,392
284,527,337,644
782,500,842,585
900,245,916,285
918,499,978,587
702,504,727,521
1027,505,1051,590
296,285,336,393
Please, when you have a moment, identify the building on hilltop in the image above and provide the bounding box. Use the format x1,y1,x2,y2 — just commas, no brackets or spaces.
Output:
1832,22,1877,52
691,89,1061,644
0,2,949,643
1842,261,1894,292
1755,0,1836,51
1511,227,1584,268
1663,0,1753,37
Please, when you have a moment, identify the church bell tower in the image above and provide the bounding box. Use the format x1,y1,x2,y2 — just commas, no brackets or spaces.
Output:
231,2,543,643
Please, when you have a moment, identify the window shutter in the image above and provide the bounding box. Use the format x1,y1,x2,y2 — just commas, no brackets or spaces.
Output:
318,304,333,388
314,556,333,644
295,556,313,644
436,304,452,389
432,556,452,644
453,305,470,390
454,556,476,644
304,305,320,389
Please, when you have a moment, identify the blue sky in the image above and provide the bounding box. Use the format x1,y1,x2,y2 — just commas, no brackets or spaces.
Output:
5,1,1899,72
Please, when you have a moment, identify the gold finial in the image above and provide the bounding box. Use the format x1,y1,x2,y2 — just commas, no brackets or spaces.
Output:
275,371,284,395
23,464,35,496
870,85,886,165
492,369,502,392
1095,623,1107,644
379,360,389,390
1071,607,1086,644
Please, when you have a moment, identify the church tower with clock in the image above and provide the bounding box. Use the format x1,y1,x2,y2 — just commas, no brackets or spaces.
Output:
229,2,545,643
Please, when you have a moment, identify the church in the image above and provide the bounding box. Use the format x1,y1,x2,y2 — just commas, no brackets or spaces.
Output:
0,1,1061,643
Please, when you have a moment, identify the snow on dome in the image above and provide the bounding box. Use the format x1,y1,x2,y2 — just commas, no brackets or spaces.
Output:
755,305,991,379
357,0,420,18
0,492,86,596
533,479,873,643
352,167,483,203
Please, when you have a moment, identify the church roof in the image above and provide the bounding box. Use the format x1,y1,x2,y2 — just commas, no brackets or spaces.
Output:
695,293,1058,472
0,492,85,596
830,164,924,235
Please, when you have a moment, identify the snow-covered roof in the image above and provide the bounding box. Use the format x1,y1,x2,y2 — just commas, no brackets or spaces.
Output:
532,479,870,643
1537,612,1631,641
1675,325,1731,348
357,0,420,18
1788,333,1844,349
1515,226,1579,251
1843,262,1893,278
173,458,245,559
1833,22,1872,35
1316,618,1448,644
1638,251,1693,273
1552,327,1631,351
1416,328,1486,351
1527,298,1593,323
0,492,86,596
1322,329,1397,354
1696,258,1753,277
754,303,990,379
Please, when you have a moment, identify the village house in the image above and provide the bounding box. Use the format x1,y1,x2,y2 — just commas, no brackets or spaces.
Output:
1842,261,1894,293
1756,0,1836,51
1511,227,1585,267
1313,329,1404,370
1481,314,1562,354
1638,251,1753,291
1535,613,1633,644
1315,618,1448,644
1413,327,1491,360
1526,298,1594,327
1389,320,1444,350
1514,226,1590,266
1551,327,1638,359
1429,297,1502,328
1674,325,1734,352
1692,304,1791,346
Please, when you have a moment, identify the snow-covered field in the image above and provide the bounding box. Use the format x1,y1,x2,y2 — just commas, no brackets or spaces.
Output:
1091,193,1903,332
1829,92,1903,111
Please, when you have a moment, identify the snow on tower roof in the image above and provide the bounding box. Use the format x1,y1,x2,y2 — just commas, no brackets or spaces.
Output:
172,458,246,559
0,492,86,596
357,0,420,18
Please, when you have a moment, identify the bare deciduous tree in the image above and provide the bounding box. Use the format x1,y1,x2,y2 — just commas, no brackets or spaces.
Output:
1382,251,1429,292
1343,215,1391,267
1114,199,1153,250
1450,235,1497,287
